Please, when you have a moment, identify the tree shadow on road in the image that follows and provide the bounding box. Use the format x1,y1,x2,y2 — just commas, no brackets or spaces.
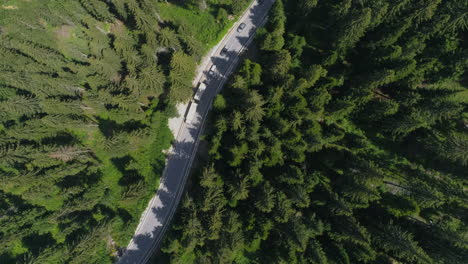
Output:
115,136,198,264
115,2,274,263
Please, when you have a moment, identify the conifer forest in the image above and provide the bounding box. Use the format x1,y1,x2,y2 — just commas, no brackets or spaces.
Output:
160,0,468,263
0,0,467,263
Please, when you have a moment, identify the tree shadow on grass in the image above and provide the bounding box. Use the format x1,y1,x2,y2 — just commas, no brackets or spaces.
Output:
97,117,146,138
56,169,102,189
112,156,145,187
118,208,134,224
22,232,56,256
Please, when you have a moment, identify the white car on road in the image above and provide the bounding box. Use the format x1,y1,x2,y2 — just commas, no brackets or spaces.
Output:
208,64,217,77
220,45,228,55
237,23,247,32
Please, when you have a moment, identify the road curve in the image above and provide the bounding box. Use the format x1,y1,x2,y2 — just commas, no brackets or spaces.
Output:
117,1,275,263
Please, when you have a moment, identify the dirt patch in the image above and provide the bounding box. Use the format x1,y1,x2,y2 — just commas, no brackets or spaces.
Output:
110,19,125,35
55,25,72,39
107,235,121,257
2,5,18,9
38,18,47,28
111,73,122,84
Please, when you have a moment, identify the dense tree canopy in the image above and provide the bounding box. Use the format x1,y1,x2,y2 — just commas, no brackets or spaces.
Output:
160,0,468,263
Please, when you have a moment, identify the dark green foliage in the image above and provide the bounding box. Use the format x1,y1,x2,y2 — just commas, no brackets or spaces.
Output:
160,0,468,263
216,8,229,26
257,0,286,51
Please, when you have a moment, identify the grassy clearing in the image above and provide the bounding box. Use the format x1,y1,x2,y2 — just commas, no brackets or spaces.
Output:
156,3,227,52
156,1,251,54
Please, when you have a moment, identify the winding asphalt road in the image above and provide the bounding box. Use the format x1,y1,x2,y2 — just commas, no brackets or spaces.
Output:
117,1,275,263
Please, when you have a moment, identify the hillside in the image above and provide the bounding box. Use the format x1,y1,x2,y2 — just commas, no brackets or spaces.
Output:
0,0,251,263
